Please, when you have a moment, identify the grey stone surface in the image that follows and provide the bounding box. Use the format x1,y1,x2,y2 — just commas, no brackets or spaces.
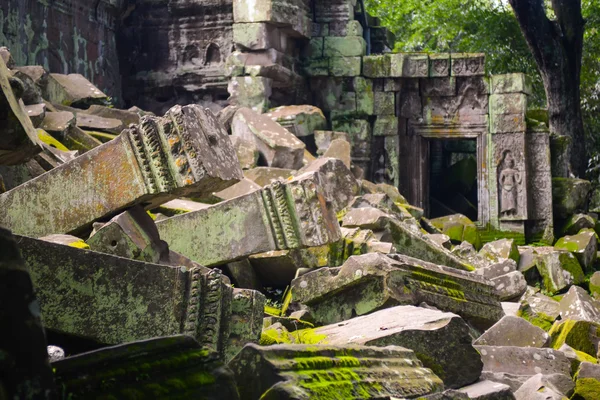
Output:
297,157,360,214
490,271,527,301
480,239,520,264
323,138,352,168
458,380,515,400
476,346,571,378
513,373,574,400
244,167,294,187
559,285,600,322
474,316,550,348
475,259,517,280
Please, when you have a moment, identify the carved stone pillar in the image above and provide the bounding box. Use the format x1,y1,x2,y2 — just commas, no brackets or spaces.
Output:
156,171,342,266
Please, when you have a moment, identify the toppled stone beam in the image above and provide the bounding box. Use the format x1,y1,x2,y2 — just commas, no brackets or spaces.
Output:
292,253,504,329
53,336,240,400
156,171,341,267
0,56,42,165
18,235,264,361
0,227,55,399
0,105,242,237
228,343,444,400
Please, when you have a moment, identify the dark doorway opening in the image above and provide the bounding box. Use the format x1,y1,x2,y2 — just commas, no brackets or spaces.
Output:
429,138,478,221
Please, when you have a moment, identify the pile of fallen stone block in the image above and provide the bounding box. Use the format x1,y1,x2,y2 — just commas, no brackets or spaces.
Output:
3,47,600,400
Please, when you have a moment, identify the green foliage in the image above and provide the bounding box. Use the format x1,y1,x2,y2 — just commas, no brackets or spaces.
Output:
582,0,600,156
366,0,600,151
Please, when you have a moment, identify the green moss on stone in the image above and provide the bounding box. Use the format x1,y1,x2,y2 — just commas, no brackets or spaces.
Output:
573,378,600,400
549,319,599,357
517,307,554,331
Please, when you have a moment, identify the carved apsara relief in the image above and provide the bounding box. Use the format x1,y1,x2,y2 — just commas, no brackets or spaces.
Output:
494,133,528,221
498,150,522,218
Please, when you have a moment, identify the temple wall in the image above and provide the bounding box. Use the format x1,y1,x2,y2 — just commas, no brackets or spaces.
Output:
0,0,122,99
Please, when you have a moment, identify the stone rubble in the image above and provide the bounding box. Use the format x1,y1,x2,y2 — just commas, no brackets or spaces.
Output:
1,2,600,399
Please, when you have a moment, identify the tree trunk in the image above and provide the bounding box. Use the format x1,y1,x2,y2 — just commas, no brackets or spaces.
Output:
508,0,586,177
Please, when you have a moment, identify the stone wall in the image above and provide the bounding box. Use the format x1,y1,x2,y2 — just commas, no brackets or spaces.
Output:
0,0,122,99
118,0,235,114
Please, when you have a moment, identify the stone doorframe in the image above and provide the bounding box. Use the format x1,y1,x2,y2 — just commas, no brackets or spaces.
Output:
405,120,491,227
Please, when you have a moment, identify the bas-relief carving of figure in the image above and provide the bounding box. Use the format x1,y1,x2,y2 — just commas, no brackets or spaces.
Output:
498,150,522,217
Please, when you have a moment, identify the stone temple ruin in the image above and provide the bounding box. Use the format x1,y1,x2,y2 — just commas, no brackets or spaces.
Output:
2,0,600,399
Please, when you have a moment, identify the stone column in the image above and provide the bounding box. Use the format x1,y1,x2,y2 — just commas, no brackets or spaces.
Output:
0,105,242,237
156,171,342,266
489,74,530,236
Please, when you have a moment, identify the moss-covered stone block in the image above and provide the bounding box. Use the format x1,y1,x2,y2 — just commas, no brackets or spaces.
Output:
431,214,482,250
229,343,443,400
561,214,596,236
292,253,503,330
573,377,600,400
323,36,366,57
328,56,361,77
303,58,329,76
490,73,532,95
353,77,374,116
373,115,398,136
590,272,600,300
54,336,239,399
536,250,585,295
554,229,597,271
549,319,600,358
479,238,520,263
552,178,592,219
373,91,395,115
362,55,391,78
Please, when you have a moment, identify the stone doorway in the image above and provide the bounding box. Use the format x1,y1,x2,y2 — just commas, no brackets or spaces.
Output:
428,138,478,221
